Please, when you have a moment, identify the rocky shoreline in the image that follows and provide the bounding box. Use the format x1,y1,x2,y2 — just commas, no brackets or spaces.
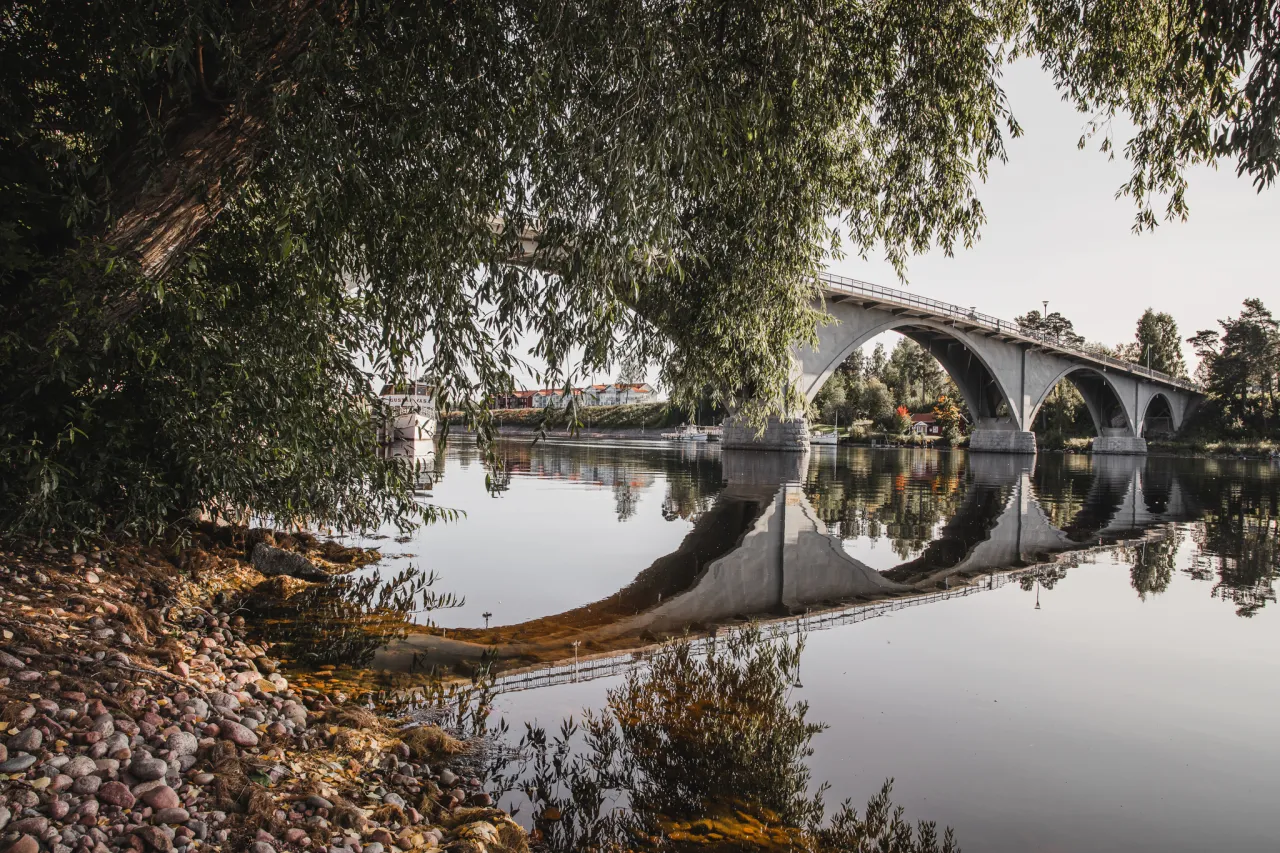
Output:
0,534,527,853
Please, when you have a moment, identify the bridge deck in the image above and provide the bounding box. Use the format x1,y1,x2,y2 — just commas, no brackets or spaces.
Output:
816,272,1200,393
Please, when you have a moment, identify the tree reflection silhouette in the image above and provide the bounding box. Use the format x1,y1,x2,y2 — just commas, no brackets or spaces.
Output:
1123,531,1182,599
510,627,957,853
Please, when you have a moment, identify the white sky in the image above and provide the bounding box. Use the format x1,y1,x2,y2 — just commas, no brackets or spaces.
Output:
826,59,1280,369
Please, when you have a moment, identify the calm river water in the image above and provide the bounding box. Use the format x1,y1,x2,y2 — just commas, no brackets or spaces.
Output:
271,439,1280,852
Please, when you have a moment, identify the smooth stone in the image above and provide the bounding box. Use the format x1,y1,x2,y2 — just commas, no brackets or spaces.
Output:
166,732,198,757
248,843,276,853
10,817,48,835
142,786,180,810
98,781,136,808
218,721,258,748
437,769,459,787
63,755,97,779
2,835,38,853
130,756,169,781
8,727,42,752
0,753,37,773
382,792,405,809
304,795,333,810
152,808,190,825
72,774,101,794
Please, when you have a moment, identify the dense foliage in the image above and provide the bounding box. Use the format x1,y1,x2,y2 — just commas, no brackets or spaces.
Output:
3,0,1278,537
1189,299,1280,438
812,340,956,430
1131,309,1189,378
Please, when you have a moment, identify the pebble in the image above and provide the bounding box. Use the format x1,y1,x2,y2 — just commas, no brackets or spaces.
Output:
0,651,24,669
2,835,38,853
98,781,136,808
9,817,48,835
152,808,190,825
129,755,169,781
8,726,41,752
71,774,101,794
218,720,258,747
0,753,37,773
249,843,276,853
438,769,459,786
142,785,180,810
305,795,333,810
166,731,198,757
64,755,97,779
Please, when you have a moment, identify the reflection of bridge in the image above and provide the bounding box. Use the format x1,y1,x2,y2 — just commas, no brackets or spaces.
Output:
371,449,1198,685
724,273,1203,454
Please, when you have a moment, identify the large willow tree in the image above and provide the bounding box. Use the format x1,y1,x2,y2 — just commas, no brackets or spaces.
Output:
1,1,1276,537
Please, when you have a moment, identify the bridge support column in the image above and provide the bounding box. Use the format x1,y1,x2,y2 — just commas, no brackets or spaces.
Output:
968,429,1037,454
721,415,810,451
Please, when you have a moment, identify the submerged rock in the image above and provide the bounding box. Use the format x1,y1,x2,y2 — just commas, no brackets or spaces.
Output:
251,544,331,583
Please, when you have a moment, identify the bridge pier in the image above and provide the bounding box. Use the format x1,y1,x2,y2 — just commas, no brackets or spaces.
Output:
721,415,810,451
968,429,1037,454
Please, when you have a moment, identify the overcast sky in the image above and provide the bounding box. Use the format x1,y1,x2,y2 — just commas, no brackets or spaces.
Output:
826,58,1280,370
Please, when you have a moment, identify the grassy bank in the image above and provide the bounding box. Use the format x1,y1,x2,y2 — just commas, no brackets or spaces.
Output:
1148,437,1278,458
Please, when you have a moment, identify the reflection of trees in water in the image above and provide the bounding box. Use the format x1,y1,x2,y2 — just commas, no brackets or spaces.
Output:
1031,455,1094,531
1122,529,1182,599
614,479,640,522
804,453,965,560
462,439,726,523
495,627,956,853
1180,471,1279,617
1191,513,1279,617
247,566,461,668
1019,564,1070,592
661,472,719,522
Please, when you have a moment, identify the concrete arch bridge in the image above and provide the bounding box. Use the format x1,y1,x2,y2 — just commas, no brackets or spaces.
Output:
725,273,1203,454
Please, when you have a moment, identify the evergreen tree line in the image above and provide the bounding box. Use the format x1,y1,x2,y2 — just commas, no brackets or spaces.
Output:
1189,300,1280,440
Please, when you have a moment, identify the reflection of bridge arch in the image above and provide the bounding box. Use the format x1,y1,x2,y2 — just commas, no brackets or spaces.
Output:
371,450,1199,679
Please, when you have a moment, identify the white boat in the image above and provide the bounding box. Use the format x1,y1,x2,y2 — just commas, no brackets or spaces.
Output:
661,425,709,442
810,413,840,445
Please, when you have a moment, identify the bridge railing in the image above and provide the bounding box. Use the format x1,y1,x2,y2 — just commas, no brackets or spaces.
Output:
816,272,1201,392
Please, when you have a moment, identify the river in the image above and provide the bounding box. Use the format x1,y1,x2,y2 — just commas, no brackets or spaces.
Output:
260,439,1280,852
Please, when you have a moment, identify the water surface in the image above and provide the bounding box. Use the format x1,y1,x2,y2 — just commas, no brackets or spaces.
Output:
269,440,1280,852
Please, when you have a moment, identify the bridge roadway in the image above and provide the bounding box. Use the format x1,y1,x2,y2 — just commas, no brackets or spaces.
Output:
724,272,1204,455
370,450,1197,688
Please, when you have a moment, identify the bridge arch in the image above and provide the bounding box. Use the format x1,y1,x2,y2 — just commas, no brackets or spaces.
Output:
1027,364,1136,438
799,316,1019,424
1140,392,1176,437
